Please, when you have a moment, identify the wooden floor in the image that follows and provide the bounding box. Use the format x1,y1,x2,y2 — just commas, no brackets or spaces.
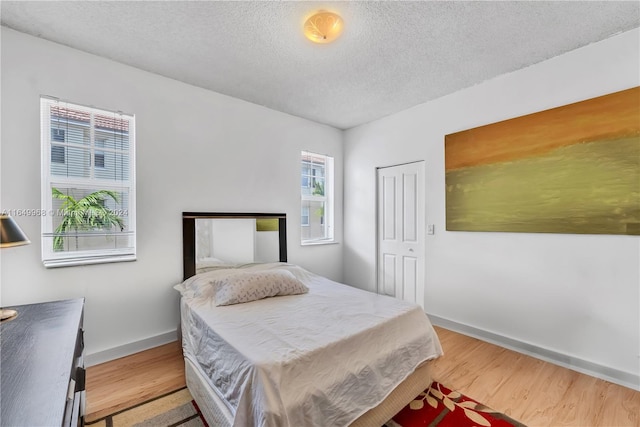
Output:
85,326,640,426
85,340,186,423
431,327,639,427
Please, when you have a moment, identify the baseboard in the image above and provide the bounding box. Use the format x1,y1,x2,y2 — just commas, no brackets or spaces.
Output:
427,314,640,391
85,330,178,367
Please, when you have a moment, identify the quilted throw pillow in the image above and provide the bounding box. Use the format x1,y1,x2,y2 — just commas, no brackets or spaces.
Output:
213,269,309,306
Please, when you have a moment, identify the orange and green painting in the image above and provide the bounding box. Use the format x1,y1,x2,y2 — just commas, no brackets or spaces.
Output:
445,87,640,235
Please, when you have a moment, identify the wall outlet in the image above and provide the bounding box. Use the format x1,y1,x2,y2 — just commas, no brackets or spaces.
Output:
427,224,435,235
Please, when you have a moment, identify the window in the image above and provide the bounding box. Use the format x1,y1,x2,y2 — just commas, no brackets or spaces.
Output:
94,152,105,168
301,151,333,244
52,128,65,142
95,138,106,168
51,128,66,164
51,146,66,164
41,97,136,267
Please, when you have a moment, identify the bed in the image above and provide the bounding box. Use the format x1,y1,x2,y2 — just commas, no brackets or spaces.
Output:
177,212,443,427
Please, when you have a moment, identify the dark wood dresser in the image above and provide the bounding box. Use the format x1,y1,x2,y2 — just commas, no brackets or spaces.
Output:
1,298,85,427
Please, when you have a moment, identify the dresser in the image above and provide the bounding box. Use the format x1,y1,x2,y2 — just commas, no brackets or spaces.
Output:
1,298,85,427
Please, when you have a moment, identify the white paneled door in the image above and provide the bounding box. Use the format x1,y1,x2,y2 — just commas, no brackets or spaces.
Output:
377,161,425,308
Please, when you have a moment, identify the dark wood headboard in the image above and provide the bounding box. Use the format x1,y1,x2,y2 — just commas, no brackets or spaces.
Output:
182,212,287,280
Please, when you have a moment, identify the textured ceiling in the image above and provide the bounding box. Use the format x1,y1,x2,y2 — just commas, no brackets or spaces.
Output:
2,1,639,129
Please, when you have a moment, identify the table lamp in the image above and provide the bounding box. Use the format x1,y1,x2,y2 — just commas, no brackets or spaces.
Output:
1,214,31,321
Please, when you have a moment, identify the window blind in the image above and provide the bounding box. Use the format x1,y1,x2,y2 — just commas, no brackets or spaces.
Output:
40,97,136,267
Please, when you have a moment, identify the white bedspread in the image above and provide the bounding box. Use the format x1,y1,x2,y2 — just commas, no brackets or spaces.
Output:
178,263,443,427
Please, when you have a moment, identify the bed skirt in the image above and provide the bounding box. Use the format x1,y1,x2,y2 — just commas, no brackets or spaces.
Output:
184,356,433,427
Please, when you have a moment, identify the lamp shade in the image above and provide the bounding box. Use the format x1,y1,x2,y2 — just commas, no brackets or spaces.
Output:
0,215,31,248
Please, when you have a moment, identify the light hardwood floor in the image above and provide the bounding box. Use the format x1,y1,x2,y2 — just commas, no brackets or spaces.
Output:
85,340,186,423
85,326,640,426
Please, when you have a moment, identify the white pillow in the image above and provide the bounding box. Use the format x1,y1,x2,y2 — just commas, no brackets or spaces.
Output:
213,269,308,306
174,268,238,300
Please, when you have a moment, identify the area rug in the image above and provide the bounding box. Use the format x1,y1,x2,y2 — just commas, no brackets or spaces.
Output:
87,382,525,427
86,388,208,427
386,381,526,427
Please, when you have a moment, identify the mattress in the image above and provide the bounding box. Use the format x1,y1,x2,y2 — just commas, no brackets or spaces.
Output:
178,263,443,427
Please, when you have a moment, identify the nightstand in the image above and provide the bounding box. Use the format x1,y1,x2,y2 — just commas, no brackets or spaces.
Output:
1,298,85,427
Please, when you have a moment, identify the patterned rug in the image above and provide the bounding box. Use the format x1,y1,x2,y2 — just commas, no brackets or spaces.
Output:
387,381,526,427
87,382,525,427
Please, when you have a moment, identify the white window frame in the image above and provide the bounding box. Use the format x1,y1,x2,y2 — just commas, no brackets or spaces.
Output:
301,151,334,245
40,97,136,267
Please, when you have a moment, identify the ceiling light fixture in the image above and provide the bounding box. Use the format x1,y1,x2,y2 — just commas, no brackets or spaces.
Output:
303,11,343,44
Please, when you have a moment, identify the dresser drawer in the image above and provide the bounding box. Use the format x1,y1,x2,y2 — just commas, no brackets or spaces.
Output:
66,324,86,426
64,389,85,427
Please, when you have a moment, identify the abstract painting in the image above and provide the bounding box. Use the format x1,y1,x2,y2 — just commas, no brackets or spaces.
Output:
445,87,639,235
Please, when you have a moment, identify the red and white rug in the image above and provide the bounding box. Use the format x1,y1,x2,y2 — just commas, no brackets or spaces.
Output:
387,381,526,427
87,382,526,427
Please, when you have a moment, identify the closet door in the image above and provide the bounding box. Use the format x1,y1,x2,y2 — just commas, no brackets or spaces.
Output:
377,161,425,308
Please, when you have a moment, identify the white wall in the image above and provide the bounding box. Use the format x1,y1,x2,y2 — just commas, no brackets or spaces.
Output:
0,27,343,361
344,28,640,388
